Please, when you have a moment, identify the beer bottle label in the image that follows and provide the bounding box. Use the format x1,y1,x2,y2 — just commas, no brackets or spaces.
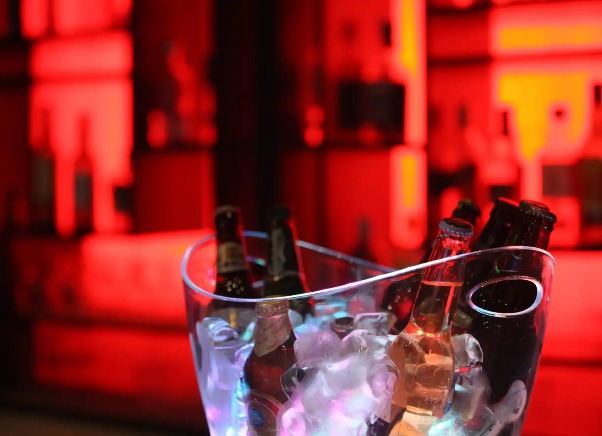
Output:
253,314,290,357
245,390,281,435
216,242,248,274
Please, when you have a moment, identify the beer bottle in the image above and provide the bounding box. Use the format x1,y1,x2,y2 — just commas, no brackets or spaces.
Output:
467,200,556,404
383,218,473,432
385,200,478,335
452,197,520,334
473,197,519,251
30,109,56,234
264,205,311,317
208,206,260,326
243,299,297,435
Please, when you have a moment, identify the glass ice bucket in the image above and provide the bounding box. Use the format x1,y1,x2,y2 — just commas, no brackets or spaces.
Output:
181,231,554,436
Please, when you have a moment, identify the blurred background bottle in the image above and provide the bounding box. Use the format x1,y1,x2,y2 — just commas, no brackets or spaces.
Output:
264,205,312,317
74,116,94,236
384,218,473,433
29,109,55,234
577,84,602,246
243,299,296,435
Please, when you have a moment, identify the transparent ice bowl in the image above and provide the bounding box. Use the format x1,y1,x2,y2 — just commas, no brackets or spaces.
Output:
182,231,555,436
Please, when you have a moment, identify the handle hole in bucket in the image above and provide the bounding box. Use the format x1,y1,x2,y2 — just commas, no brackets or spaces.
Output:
467,275,543,318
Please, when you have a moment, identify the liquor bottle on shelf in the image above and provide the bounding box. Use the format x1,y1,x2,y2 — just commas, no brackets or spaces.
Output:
478,110,521,205
577,84,602,246
243,299,297,435
264,205,312,317
467,200,556,405
378,218,473,434
208,206,260,329
74,116,94,235
351,217,377,263
30,109,56,234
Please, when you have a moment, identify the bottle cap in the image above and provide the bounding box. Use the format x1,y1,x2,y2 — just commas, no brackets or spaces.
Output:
439,217,473,237
214,205,241,218
256,298,289,317
519,200,557,224
452,198,481,224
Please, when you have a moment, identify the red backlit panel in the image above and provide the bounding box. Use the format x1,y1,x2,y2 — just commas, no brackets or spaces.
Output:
21,0,132,38
540,250,602,363
389,145,427,250
30,79,133,236
32,319,199,404
30,31,132,79
324,149,392,263
491,1,602,56
80,230,212,325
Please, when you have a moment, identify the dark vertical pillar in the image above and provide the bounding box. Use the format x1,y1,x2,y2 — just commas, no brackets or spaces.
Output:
214,0,279,230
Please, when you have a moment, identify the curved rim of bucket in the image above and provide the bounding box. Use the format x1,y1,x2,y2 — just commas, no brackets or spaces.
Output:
181,231,555,303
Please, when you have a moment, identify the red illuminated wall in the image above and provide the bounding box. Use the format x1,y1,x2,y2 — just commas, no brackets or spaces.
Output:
23,0,134,237
428,0,602,248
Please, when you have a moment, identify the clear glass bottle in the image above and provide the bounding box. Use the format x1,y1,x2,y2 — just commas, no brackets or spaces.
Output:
386,218,473,431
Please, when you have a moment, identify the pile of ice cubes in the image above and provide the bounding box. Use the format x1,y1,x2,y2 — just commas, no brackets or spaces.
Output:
193,308,527,435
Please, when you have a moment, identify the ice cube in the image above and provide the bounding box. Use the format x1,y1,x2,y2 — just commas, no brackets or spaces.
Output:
289,309,304,329
278,398,314,436
353,312,389,336
330,316,355,339
452,367,491,421
294,322,321,337
339,329,388,358
348,291,377,315
491,379,527,425
312,296,349,328
200,317,240,344
428,379,526,436
366,356,399,402
294,329,342,368
281,364,319,399
451,333,483,370
210,307,256,333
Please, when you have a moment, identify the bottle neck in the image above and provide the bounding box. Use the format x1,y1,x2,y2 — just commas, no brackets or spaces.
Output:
216,224,250,276
411,233,470,335
253,311,293,357
267,220,303,280
505,217,552,250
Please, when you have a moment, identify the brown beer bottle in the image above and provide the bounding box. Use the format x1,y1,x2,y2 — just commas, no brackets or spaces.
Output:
473,197,519,251
243,299,297,435
453,197,520,333
264,205,311,317
208,206,260,325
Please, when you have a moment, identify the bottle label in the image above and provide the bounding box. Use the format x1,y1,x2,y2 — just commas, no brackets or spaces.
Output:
216,242,248,274
245,390,281,435
253,314,291,357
